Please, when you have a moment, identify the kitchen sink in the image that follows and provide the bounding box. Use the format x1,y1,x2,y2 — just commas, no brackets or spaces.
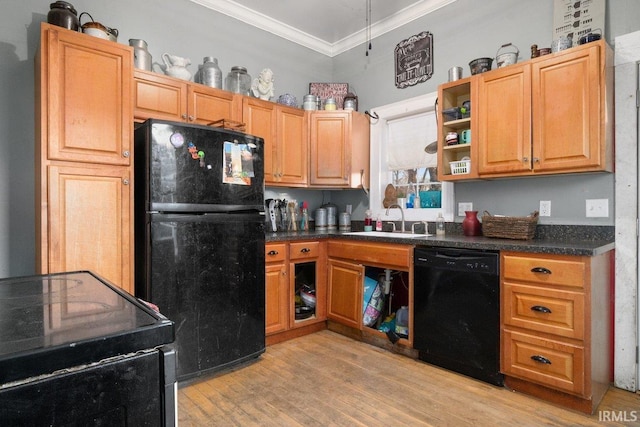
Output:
342,231,433,238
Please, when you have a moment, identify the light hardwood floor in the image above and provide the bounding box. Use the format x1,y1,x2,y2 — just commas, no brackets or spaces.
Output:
178,330,640,426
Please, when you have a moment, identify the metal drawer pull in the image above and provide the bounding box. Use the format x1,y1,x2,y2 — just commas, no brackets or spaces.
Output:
531,355,552,365
531,266,552,274
531,305,552,314
300,248,311,253
267,250,279,256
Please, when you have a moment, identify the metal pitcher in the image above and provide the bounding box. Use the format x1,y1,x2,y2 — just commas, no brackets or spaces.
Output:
129,39,152,71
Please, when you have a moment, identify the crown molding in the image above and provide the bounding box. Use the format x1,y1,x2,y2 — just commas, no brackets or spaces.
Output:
189,0,457,57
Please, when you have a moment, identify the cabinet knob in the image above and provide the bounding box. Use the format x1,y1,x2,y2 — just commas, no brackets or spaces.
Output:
122,150,130,158
523,157,529,162
300,248,311,253
181,114,188,120
533,157,540,163
123,178,130,185
530,266,552,275
188,115,195,121
267,250,279,256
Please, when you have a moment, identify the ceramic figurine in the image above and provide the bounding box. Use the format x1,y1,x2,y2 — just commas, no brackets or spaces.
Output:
251,68,274,100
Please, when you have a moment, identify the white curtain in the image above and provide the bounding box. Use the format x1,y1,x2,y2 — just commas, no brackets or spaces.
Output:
387,110,438,170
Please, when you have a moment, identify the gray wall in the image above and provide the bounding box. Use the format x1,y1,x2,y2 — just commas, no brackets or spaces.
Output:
1,0,639,277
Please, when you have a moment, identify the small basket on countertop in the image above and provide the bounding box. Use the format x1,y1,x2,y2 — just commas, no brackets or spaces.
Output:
449,160,470,175
481,210,539,240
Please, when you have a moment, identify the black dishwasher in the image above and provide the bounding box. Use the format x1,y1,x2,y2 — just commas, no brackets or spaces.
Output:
413,247,504,386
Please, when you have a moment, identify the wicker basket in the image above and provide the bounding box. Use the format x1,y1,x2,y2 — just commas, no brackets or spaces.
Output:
481,210,539,240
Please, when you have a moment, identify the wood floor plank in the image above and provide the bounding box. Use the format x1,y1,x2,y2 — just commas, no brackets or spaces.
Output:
178,330,640,426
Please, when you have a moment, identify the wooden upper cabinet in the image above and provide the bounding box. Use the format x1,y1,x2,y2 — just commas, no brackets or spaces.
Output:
36,23,134,293
464,40,612,179
188,84,239,125
133,69,240,124
242,97,277,180
532,43,610,173
477,64,532,175
309,111,369,188
274,105,307,186
42,23,133,166
243,98,308,186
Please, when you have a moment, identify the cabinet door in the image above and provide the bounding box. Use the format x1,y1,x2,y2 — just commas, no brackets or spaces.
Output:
265,262,288,335
327,258,363,329
133,70,187,122
243,97,277,182
275,105,308,186
47,164,132,294
477,64,532,175
45,25,133,165
532,44,603,172
188,85,239,125
309,112,349,186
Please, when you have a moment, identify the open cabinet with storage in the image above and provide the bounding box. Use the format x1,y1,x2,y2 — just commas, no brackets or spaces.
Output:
437,77,478,181
265,241,327,345
327,240,413,347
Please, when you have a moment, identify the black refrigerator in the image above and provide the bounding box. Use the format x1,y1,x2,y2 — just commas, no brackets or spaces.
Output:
134,119,266,383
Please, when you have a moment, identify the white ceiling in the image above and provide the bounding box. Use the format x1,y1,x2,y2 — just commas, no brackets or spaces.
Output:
189,0,457,56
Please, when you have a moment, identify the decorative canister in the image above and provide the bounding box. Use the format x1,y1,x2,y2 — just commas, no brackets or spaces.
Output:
47,1,79,31
324,204,337,229
339,212,351,231
324,98,337,111
314,208,327,230
303,94,317,111
129,39,152,71
225,66,251,95
462,211,482,236
201,57,223,88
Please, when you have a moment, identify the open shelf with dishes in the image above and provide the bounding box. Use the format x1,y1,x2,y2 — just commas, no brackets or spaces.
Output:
437,76,478,180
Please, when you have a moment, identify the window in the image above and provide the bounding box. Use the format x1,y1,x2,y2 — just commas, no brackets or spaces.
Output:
369,91,454,223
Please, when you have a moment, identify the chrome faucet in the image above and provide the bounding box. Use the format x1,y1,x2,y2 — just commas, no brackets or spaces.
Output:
385,204,405,232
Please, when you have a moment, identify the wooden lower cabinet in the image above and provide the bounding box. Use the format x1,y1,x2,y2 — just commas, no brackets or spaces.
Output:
265,243,288,335
500,251,611,414
326,240,413,347
327,258,363,329
44,164,133,294
265,241,326,345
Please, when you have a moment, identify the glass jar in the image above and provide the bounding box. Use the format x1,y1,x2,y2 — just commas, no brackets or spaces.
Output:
324,98,337,110
47,1,79,31
225,66,251,95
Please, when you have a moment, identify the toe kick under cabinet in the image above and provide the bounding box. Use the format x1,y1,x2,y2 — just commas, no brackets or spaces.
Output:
500,251,611,414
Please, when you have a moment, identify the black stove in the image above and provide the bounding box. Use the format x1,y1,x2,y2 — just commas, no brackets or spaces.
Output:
0,271,176,425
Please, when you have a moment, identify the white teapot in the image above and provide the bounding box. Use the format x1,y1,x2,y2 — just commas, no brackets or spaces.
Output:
161,53,192,80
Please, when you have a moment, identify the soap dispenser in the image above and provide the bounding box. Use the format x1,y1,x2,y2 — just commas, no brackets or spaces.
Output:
436,213,445,236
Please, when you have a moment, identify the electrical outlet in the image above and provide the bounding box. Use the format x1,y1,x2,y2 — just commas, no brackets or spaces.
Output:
458,202,473,216
539,200,551,217
586,199,609,217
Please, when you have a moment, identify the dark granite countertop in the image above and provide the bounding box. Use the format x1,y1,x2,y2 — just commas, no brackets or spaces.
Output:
266,226,615,257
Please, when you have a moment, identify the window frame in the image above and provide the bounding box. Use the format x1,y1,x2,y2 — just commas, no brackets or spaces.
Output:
369,91,455,223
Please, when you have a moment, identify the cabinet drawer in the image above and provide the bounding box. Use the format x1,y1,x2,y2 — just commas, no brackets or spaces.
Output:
503,283,585,339
289,241,321,261
502,329,585,395
328,240,411,269
265,243,287,263
502,253,587,288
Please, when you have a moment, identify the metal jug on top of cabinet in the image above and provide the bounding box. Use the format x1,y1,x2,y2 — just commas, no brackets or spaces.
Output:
200,57,223,89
